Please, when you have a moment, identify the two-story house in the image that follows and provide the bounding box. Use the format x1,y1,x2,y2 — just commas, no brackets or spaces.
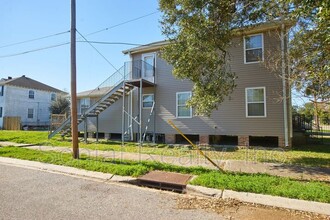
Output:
49,22,292,147
0,75,66,129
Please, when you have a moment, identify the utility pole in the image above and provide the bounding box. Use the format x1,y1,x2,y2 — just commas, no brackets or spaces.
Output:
71,0,79,159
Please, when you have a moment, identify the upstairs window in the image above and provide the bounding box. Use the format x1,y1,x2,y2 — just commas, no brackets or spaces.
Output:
176,92,192,118
0,86,3,96
246,87,266,117
29,90,35,99
80,98,90,114
142,94,154,108
28,108,34,119
244,34,263,63
0,107,2,118
51,93,56,101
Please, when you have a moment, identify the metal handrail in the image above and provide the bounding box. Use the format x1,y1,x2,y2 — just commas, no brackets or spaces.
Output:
49,60,154,134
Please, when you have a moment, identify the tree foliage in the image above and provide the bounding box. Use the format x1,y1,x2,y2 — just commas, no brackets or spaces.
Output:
159,0,329,116
49,95,70,115
159,1,237,116
289,0,330,102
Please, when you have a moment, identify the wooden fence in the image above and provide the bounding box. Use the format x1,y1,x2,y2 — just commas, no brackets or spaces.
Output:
3,116,21,130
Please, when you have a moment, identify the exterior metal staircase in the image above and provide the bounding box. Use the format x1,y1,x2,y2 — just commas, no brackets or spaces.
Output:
48,82,134,139
48,60,155,139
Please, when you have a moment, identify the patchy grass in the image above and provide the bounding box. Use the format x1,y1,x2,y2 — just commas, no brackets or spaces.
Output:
191,172,330,203
0,130,329,168
0,146,329,203
0,146,210,177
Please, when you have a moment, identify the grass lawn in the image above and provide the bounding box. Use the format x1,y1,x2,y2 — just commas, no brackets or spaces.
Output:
0,130,329,168
0,146,329,203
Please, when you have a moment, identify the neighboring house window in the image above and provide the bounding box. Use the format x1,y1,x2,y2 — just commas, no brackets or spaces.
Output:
246,87,266,117
142,94,154,108
0,107,2,118
0,86,3,96
29,90,35,99
244,34,263,63
28,108,34,119
80,98,90,114
176,92,192,118
51,93,56,101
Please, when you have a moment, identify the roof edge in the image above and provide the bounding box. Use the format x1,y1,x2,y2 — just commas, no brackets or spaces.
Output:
122,20,295,55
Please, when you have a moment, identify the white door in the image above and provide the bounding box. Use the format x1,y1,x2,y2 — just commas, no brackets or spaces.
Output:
142,53,155,83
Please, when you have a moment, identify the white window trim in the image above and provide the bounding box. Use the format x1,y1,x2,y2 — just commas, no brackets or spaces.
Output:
244,33,264,64
28,90,35,99
27,108,34,119
142,94,154,109
245,87,267,118
176,91,192,119
51,93,56,101
141,52,156,83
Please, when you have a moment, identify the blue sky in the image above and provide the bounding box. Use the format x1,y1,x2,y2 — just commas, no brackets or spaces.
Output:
0,1,163,93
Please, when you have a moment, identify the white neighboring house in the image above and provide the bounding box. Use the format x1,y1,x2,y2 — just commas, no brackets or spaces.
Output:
0,75,66,129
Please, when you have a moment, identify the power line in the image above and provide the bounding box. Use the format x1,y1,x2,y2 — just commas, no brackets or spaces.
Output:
0,11,158,50
0,31,70,49
0,41,144,59
76,29,118,71
77,41,142,46
0,42,70,58
85,11,159,37
0,11,159,58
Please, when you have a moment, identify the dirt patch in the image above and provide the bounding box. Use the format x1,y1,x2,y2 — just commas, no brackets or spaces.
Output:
176,196,330,220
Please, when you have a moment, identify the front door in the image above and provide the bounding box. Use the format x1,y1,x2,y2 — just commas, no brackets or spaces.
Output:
142,53,155,83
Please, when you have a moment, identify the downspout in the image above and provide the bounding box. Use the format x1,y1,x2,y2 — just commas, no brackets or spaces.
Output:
129,52,133,141
287,31,293,141
281,23,289,147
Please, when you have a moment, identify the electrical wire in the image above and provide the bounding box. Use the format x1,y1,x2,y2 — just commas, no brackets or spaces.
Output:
0,11,159,58
76,41,142,46
0,42,70,58
76,29,118,71
85,11,159,37
0,31,70,49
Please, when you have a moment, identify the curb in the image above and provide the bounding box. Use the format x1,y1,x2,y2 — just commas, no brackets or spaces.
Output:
1,157,329,216
187,185,330,216
0,157,134,182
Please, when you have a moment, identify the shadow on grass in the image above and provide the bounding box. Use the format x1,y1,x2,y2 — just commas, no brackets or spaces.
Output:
268,159,330,182
287,156,330,169
293,144,330,154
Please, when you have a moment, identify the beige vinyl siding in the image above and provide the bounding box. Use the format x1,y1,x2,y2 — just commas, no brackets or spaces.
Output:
78,29,286,139
133,29,285,137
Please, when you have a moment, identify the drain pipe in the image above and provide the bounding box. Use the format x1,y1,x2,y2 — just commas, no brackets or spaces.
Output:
281,23,289,147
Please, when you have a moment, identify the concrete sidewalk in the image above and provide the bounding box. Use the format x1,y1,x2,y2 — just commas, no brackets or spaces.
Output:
0,156,329,216
1,141,327,182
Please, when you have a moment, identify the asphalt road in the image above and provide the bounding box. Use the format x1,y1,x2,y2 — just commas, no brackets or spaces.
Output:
0,164,222,220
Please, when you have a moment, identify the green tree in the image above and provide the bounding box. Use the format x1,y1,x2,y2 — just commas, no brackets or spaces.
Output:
159,0,329,116
49,95,70,115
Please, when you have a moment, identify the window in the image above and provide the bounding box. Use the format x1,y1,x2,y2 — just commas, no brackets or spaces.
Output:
176,92,192,118
29,90,34,99
80,98,90,114
142,94,154,108
246,87,266,117
244,34,263,63
51,93,56,101
28,108,34,119
0,86,3,96
0,107,2,118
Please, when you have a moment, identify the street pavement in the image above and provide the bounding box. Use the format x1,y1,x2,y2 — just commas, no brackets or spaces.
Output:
0,163,222,220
